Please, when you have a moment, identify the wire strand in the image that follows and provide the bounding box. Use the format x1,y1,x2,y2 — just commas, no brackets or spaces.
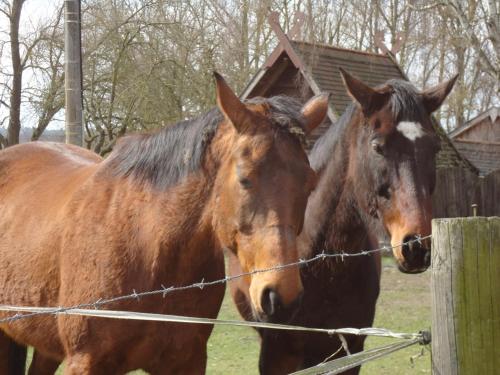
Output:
0,306,425,340
0,235,431,325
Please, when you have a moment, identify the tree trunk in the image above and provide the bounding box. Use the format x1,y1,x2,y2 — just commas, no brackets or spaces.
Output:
454,43,466,127
7,0,25,147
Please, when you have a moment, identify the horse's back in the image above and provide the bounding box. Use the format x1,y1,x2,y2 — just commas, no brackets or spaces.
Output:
0,141,100,177
0,142,100,232
0,141,100,202
0,142,101,316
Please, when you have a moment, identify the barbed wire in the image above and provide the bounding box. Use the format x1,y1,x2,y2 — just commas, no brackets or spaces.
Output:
0,235,431,325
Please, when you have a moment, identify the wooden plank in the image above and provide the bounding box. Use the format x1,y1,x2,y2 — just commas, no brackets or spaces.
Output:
432,168,483,218
449,219,466,372
461,218,482,374
431,217,500,374
481,170,500,216
476,218,494,375
296,49,398,67
253,58,293,97
431,219,457,374
311,72,401,90
490,217,500,371
310,62,402,77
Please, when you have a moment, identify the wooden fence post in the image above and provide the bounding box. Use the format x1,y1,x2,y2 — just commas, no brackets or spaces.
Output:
64,0,83,146
431,217,500,374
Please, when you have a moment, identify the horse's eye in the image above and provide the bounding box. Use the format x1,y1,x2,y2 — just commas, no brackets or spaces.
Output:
371,140,384,155
377,183,391,200
239,177,252,189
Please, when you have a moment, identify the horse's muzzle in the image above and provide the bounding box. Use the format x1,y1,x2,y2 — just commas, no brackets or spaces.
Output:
398,234,431,273
256,288,303,323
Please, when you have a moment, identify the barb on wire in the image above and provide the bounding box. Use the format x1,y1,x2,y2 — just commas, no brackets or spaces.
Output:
0,235,431,325
338,333,351,355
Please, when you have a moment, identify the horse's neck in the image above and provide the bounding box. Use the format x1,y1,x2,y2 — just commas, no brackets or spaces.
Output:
116,153,224,284
300,124,368,258
136,175,221,284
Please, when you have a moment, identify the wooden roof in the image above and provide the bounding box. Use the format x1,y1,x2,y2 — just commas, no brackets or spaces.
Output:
240,16,476,173
452,140,500,176
448,106,500,139
290,40,405,115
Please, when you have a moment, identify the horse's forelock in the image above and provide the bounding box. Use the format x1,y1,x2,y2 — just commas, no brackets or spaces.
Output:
246,95,307,146
384,79,429,124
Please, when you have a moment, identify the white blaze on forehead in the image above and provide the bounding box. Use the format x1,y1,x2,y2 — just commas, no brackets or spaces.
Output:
397,121,425,142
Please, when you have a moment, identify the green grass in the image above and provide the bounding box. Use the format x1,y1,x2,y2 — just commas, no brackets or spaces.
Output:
206,293,260,374
25,257,431,374
360,258,431,374
206,257,431,374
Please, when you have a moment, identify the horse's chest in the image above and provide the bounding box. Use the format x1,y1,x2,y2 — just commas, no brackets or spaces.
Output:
112,282,225,372
299,258,380,327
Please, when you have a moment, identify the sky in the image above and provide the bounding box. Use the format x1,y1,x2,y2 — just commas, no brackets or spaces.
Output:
0,0,63,131
10,0,59,31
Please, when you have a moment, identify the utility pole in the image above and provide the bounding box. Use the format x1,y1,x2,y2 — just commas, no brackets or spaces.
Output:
64,0,83,146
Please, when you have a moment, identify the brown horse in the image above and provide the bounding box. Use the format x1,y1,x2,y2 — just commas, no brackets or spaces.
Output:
0,73,329,374
228,69,457,374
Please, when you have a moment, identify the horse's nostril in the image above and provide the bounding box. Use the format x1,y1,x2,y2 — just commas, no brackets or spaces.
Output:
402,240,411,260
403,235,417,247
402,235,419,263
261,288,281,317
402,234,432,267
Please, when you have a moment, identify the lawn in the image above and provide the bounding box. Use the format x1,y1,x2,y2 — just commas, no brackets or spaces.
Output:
26,257,431,374
206,257,432,374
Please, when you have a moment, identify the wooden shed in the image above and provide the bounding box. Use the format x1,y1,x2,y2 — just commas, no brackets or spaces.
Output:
449,107,500,175
241,13,475,172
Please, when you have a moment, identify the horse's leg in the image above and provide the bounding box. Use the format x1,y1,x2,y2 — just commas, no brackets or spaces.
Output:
0,333,6,375
9,342,27,375
147,337,207,375
258,330,304,375
336,336,366,375
28,350,61,375
63,353,110,375
0,330,27,375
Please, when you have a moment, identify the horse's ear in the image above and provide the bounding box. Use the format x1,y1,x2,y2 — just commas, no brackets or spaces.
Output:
214,72,249,132
421,74,458,114
301,93,330,135
339,68,390,115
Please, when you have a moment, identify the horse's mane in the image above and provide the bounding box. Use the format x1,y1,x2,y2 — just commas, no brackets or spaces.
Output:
309,104,354,171
106,95,307,189
310,79,428,171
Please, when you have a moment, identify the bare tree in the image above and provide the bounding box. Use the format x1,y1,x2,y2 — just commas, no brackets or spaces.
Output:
1,0,497,151
0,1,65,148
0,0,24,147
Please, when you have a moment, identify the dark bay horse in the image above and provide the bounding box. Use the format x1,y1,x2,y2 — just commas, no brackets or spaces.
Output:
0,73,329,374
228,69,458,374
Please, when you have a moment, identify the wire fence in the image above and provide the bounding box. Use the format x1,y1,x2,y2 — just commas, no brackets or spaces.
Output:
0,236,432,373
0,235,430,326
0,306,425,341
291,339,424,375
